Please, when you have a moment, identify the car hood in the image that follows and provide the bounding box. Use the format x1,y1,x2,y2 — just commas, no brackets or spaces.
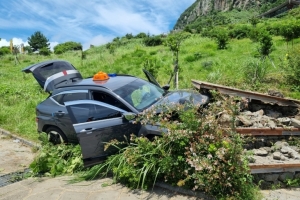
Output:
153,89,209,108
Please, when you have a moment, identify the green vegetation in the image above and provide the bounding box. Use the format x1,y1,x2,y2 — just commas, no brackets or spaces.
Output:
30,134,83,176
54,41,82,54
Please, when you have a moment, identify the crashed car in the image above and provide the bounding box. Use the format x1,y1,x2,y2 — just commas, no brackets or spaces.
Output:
22,60,209,166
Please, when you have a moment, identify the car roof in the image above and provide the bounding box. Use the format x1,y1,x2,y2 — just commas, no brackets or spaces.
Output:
55,74,139,92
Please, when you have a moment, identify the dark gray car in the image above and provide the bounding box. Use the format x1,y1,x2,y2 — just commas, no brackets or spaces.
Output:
22,60,209,167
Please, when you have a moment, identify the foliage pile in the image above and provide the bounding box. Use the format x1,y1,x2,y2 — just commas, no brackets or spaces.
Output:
29,134,83,177
75,94,258,199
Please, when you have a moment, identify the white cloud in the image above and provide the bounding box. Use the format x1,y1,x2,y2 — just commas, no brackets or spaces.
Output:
0,0,196,50
83,35,114,50
49,42,59,51
0,38,28,47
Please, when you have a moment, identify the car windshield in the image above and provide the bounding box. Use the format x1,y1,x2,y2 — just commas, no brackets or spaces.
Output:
113,79,165,111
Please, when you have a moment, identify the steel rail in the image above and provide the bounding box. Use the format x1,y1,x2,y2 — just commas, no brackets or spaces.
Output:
191,80,300,107
250,163,300,174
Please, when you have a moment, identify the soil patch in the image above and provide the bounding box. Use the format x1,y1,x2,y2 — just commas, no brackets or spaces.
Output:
0,134,36,176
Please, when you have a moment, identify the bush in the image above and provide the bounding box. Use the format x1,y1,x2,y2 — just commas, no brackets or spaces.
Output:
39,47,51,56
211,29,229,49
258,30,273,58
54,41,82,54
135,32,147,38
125,33,134,39
143,36,163,46
0,46,10,56
248,27,261,42
228,24,251,39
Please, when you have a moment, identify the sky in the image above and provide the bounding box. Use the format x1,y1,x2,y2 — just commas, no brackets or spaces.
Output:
0,0,195,50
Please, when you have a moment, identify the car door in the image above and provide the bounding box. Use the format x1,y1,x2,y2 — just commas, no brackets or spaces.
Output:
65,100,139,167
22,60,82,93
50,90,90,142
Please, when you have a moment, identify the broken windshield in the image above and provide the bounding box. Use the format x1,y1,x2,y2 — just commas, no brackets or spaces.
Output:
113,79,165,111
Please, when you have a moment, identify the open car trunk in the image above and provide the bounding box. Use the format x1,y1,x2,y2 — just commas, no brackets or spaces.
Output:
22,60,82,93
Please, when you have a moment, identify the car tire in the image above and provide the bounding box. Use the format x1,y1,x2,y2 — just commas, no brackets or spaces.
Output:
45,127,67,145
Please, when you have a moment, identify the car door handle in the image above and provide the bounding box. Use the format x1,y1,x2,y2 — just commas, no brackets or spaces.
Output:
80,128,96,134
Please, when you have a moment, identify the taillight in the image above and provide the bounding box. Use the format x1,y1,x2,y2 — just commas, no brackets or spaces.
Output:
35,117,38,127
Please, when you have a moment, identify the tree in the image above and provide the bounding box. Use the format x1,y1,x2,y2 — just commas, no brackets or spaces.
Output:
28,31,50,52
210,28,229,49
164,31,190,89
258,30,273,59
279,20,300,47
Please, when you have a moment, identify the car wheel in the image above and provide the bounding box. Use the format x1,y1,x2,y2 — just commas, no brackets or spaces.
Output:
45,127,67,145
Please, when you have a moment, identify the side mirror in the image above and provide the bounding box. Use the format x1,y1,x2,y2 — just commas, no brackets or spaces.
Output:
123,112,136,121
162,84,170,91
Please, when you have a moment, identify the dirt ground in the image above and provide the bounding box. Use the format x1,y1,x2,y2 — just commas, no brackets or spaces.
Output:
0,134,36,176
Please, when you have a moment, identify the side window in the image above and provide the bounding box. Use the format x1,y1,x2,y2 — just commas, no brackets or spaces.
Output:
92,91,130,112
52,93,89,105
68,104,122,124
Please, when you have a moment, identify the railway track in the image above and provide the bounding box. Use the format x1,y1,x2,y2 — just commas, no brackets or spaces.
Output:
192,79,300,188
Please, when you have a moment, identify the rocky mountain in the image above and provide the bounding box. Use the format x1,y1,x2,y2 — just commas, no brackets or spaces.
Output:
174,0,286,30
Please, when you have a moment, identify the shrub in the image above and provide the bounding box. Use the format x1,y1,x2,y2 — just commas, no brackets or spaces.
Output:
106,42,116,54
135,32,147,38
39,47,51,56
258,30,273,58
0,46,10,56
143,36,163,46
248,27,261,42
279,20,300,47
54,41,82,54
228,24,251,39
210,28,229,49
125,33,134,39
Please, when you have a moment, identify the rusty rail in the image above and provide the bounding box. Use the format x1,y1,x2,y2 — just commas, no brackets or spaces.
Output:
250,163,300,174
235,127,300,136
191,79,300,107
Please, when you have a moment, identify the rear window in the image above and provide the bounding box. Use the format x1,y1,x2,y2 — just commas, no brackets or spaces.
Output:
37,63,74,79
52,93,89,105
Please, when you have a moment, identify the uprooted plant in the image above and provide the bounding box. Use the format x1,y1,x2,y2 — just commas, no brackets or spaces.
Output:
76,94,259,200
29,133,84,177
